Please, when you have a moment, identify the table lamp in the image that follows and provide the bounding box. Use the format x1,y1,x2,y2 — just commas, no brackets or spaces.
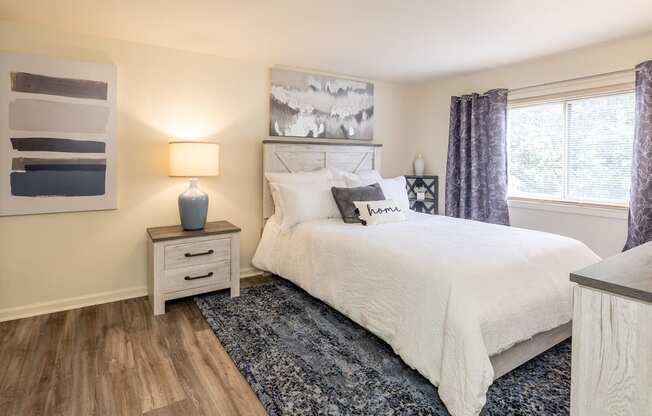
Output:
169,141,220,230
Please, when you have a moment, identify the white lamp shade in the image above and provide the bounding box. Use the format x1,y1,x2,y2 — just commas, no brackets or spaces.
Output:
169,141,220,177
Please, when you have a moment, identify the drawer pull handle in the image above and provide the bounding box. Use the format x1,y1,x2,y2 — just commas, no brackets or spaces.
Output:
185,249,214,258
184,272,213,281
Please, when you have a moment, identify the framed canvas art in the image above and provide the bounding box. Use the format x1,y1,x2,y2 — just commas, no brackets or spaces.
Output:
270,68,374,140
0,53,117,216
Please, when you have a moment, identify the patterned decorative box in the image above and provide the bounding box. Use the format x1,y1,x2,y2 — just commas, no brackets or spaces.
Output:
405,175,438,215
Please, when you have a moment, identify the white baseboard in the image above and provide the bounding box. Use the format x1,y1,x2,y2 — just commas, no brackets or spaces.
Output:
0,267,264,323
240,266,262,278
0,285,148,323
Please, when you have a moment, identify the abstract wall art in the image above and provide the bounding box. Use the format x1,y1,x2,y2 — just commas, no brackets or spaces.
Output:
0,53,117,215
270,69,374,140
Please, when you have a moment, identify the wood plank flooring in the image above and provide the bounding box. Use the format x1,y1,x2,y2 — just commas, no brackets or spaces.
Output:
0,276,274,416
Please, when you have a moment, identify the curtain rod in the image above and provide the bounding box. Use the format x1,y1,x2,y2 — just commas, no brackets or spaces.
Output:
508,68,633,94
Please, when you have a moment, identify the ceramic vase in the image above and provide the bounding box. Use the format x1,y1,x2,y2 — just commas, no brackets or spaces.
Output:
413,154,425,176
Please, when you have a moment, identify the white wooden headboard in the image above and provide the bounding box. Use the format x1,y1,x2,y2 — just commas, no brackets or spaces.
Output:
262,140,383,220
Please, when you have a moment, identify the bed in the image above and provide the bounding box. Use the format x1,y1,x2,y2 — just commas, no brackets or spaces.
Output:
254,140,600,416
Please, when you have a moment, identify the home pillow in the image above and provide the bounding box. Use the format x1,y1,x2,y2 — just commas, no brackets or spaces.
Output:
353,199,406,226
346,175,410,214
331,183,386,223
266,169,333,219
272,180,343,231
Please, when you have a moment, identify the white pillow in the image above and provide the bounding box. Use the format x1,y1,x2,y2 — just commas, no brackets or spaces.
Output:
332,168,382,183
343,173,379,187
380,176,410,214
358,170,383,182
272,180,343,231
329,168,357,182
353,199,406,226
347,175,410,214
266,169,333,219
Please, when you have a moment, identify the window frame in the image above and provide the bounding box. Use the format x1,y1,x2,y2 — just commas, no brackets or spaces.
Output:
506,84,635,211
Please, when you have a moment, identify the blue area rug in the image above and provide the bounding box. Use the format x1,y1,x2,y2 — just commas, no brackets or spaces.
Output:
195,280,570,416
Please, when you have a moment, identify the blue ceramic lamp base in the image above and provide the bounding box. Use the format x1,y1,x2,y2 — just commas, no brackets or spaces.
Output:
178,178,208,230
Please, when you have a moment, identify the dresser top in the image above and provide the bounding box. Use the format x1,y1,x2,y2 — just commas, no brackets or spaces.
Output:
570,241,652,303
147,221,240,242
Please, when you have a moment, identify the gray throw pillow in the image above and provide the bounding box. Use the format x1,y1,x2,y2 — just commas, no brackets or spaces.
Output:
331,183,386,223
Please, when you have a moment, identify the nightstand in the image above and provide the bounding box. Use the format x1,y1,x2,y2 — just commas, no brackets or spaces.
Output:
147,221,241,315
405,175,439,215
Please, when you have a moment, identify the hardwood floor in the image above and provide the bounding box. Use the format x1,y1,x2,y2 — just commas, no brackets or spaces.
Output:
0,276,274,416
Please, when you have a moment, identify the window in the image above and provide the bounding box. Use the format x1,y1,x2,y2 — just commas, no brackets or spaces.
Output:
507,91,635,205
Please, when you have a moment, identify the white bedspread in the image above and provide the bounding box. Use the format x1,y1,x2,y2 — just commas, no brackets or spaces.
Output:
252,212,600,416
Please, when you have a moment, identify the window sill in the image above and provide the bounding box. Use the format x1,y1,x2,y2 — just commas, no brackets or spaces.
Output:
507,197,628,219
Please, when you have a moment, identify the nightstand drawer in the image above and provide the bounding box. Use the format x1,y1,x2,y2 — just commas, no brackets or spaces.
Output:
162,261,230,292
164,238,230,269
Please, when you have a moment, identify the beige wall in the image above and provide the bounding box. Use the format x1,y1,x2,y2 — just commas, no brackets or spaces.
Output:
405,32,652,258
0,20,411,317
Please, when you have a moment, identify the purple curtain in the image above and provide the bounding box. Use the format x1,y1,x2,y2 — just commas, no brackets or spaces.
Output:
445,89,510,225
624,60,652,250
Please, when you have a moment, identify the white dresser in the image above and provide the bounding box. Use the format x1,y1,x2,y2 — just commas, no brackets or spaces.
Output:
147,221,240,315
570,242,652,416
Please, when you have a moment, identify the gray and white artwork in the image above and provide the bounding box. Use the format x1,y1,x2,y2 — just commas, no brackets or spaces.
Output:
0,53,117,216
270,69,374,140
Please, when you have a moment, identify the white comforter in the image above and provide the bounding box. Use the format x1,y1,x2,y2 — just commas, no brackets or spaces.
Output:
252,212,600,416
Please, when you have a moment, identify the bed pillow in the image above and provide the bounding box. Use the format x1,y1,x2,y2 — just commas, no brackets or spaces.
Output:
379,176,410,214
347,175,410,214
272,180,343,231
330,168,382,183
331,183,386,223
353,199,406,226
329,168,357,182
266,169,333,219
358,170,383,182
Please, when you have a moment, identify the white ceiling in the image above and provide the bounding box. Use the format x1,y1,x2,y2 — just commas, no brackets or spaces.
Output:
2,0,652,83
